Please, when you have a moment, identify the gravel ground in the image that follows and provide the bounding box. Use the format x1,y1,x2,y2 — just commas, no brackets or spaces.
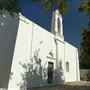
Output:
28,81,90,90
65,81,90,86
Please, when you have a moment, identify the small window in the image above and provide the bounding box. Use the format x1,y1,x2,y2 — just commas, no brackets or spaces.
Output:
66,62,69,72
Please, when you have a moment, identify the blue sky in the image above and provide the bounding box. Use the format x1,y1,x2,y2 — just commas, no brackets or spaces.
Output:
20,0,87,48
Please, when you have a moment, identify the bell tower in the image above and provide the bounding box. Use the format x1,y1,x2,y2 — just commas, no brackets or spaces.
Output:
51,10,64,38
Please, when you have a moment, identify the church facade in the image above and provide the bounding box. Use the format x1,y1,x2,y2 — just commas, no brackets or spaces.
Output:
0,10,80,90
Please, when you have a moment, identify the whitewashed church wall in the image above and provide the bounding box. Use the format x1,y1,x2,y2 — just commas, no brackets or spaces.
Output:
57,41,65,83
8,17,34,89
0,12,19,89
31,22,56,60
65,42,80,82
8,15,58,89
28,21,57,87
0,12,80,90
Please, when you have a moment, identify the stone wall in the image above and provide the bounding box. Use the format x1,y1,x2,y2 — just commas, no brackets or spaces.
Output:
80,69,90,80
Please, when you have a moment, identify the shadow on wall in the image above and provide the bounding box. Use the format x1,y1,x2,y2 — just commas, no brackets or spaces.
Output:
0,11,19,89
19,57,48,90
18,57,65,90
57,61,65,83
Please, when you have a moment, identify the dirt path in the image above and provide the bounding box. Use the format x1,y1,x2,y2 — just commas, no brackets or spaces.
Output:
28,81,90,90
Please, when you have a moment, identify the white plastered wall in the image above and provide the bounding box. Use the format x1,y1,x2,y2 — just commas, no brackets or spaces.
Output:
8,15,57,89
0,12,19,89
8,14,80,90
65,42,80,82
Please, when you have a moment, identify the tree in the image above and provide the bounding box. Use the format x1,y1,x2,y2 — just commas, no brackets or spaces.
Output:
0,0,71,14
32,0,71,14
0,0,20,14
79,0,90,69
80,28,90,69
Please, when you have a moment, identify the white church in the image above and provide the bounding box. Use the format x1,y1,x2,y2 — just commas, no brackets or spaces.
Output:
0,10,80,90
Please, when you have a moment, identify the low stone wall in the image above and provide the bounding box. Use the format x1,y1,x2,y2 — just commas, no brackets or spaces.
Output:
80,69,90,80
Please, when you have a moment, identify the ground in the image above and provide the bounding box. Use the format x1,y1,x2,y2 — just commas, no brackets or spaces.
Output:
28,81,90,90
